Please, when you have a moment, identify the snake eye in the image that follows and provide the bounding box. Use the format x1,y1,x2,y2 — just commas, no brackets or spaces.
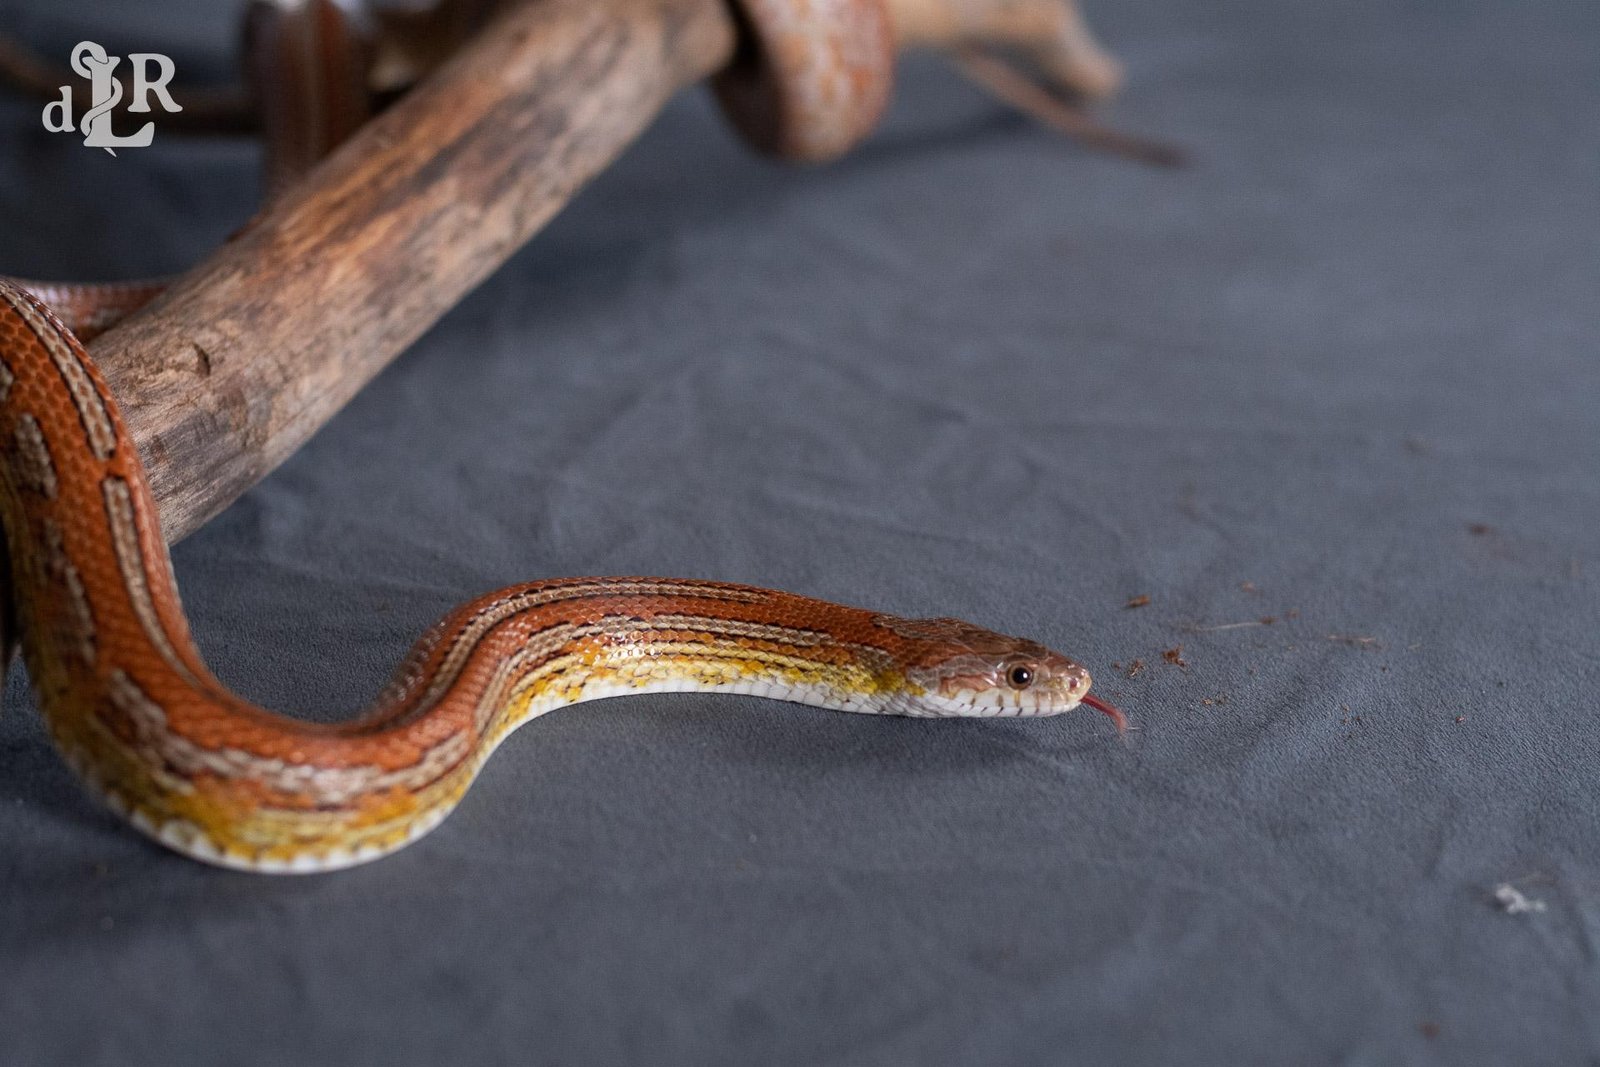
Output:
1007,664,1035,689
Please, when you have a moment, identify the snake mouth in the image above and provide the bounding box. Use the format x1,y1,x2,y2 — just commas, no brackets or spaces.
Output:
1081,692,1128,734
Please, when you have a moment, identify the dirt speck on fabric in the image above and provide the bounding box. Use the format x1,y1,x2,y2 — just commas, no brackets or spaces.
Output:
1493,884,1547,915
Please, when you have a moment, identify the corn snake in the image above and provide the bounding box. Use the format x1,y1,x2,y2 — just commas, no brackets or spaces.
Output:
0,280,1122,872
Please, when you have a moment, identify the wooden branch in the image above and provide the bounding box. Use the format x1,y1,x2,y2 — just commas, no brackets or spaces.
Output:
87,0,1124,543
889,0,1123,98
92,0,739,541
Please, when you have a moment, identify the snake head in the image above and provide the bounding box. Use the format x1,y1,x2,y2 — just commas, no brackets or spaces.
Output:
874,615,1123,729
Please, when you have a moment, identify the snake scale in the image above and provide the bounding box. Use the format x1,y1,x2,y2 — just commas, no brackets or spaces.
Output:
0,281,1123,872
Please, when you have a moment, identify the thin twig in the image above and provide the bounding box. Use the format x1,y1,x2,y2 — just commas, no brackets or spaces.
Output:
952,46,1184,168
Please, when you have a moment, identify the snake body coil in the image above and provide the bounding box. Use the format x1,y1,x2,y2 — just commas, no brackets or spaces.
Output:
0,281,1120,872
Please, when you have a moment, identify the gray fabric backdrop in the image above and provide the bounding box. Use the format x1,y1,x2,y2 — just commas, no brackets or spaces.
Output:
2,1,1596,1063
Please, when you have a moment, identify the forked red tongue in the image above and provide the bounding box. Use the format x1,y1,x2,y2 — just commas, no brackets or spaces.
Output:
1081,693,1128,735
